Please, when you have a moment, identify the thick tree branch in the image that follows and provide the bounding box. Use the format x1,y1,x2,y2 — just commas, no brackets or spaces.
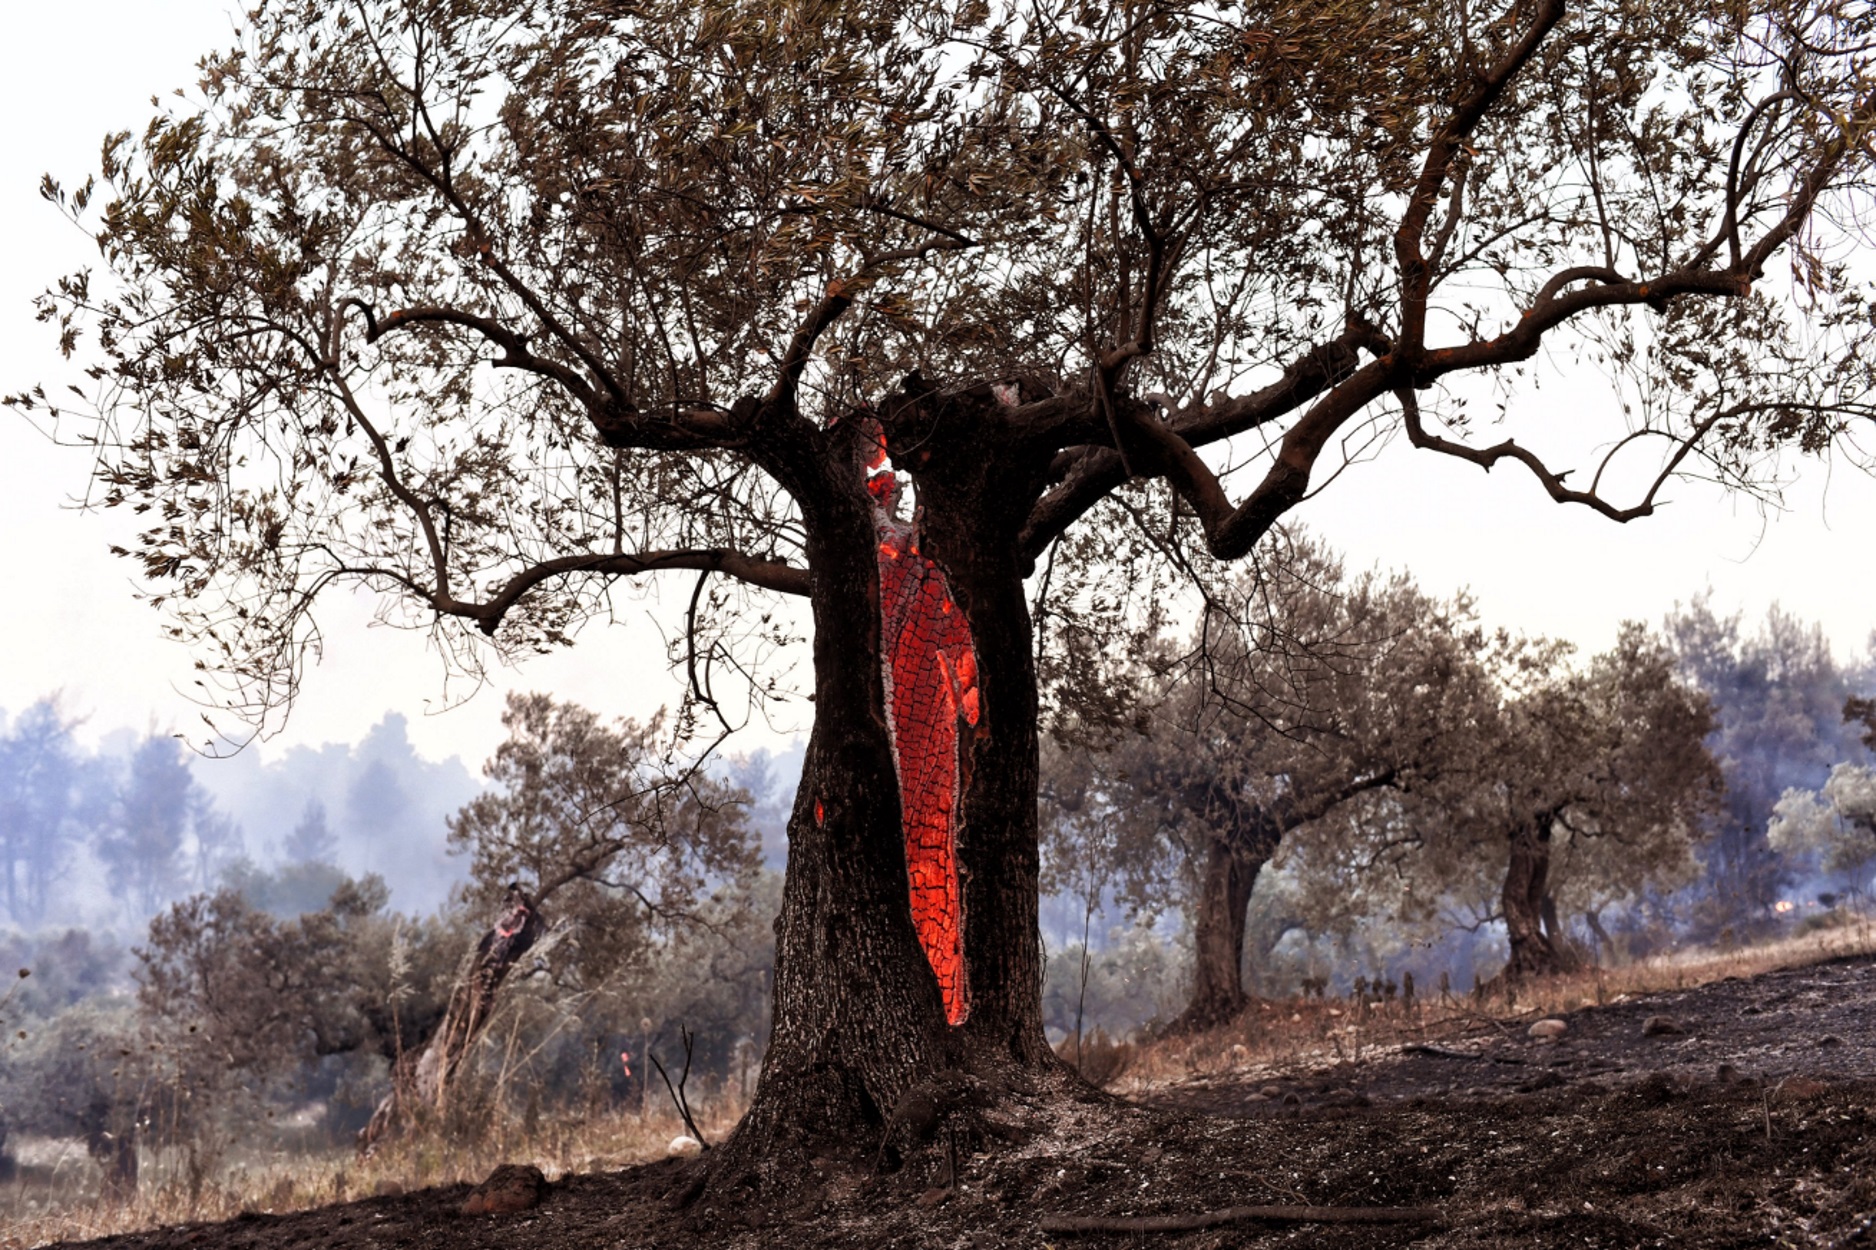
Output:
334,548,806,637
351,112,629,398
465,550,809,635
341,299,598,407
337,298,738,452
1395,0,1567,352
1016,325,1373,563
1398,390,1812,521
766,282,855,412
766,227,975,413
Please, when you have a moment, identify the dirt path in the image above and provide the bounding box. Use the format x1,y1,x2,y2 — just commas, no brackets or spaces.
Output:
52,954,1876,1250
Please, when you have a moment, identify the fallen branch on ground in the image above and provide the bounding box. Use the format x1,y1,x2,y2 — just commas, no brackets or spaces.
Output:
1039,1204,1444,1234
1404,1042,1484,1059
1402,1041,1527,1064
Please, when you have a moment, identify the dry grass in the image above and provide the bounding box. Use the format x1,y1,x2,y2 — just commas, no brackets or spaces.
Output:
1112,913,1876,1096
0,1091,748,1250
9,916,1875,1248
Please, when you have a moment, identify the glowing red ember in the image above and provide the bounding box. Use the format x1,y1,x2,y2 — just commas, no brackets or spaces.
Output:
871,468,977,1026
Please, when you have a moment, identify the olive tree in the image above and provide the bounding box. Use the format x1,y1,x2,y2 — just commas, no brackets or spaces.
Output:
1043,533,1490,1029
1310,625,1723,978
16,0,1876,1175
354,692,756,1148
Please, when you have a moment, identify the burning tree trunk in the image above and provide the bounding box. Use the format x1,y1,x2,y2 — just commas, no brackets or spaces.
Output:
711,466,958,1177
876,504,976,1025
359,884,546,1151
1501,821,1578,980
718,394,1064,1177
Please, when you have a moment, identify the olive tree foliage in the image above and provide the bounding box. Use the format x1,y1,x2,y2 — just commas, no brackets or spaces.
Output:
137,874,407,1081
446,691,760,989
134,874,464,1142
11,0,1876,742
1298,623,1723,976
1041,531,1492,1026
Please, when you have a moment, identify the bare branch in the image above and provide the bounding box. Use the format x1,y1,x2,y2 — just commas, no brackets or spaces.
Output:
1395,0,1567,350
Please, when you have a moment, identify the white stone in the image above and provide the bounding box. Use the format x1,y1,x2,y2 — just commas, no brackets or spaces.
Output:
667,1135,703,1158
1527,1018,1568,1040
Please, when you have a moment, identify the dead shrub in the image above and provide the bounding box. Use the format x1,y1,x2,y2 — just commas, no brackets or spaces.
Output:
1055,1028,1134,1088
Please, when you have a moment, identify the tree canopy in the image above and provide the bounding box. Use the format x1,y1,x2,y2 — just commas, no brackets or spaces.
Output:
15,0,1876,736
16,0,1876,1173
1041,532,1490,1024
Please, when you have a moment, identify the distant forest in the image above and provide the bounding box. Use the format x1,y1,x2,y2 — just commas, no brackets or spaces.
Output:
0,708,805,935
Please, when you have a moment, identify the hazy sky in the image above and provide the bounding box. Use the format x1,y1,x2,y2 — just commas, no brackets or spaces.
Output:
6,2,1876,771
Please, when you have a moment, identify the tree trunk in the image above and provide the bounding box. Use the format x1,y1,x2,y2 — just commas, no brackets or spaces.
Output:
711,480,956,1179
911,397,1061,1076
713,392,1064,1184
1501,823,1577,980
949,553,1054,1070
1583,907,1613,963
1170,836,1264,1032
358,885,546,1152
86,1115,138,1201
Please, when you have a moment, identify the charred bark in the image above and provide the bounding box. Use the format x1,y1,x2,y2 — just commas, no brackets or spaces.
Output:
1501,822,1578,980
905,387,1063,1075
359,884,546,1152
709,468,957,1179
950,552,1055,1070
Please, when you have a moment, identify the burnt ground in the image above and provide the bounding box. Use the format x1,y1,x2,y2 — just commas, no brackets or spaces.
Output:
52,953,1876,1250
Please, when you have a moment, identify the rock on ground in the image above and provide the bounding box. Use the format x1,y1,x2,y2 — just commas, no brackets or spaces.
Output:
461,1163,547,1216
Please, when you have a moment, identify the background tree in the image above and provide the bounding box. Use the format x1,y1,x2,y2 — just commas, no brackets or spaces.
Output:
1045,534,1491,1028
1349,625,1723,979
18,0,1876,1169
96,736,200,921
361,692,757,1148
136,872,402,1176
0,700,84,929
1667,599,1869,933
1768,764,1876,905
282,798,338,866
0,930,134,1192
3,1002,151,1199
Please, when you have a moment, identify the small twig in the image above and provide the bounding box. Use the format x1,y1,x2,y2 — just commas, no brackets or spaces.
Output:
1040,1205,1444,1234
648,1026,709,1149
